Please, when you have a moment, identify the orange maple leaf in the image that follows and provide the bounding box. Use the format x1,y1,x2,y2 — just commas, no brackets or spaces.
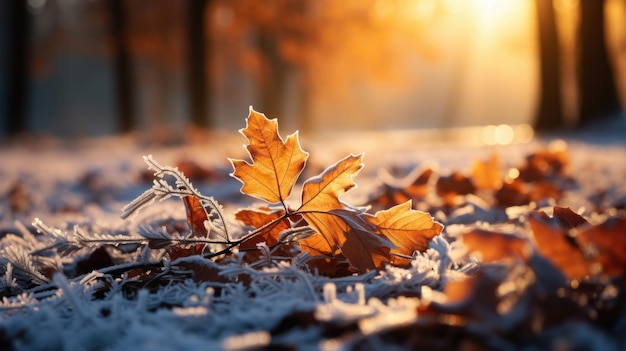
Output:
299,154,363,211
230,107,309,204
365,201,442,265
296,154,394,272
303,209,393,272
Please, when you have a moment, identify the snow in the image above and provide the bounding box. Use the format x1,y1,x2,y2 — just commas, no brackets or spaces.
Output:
1,127,625,350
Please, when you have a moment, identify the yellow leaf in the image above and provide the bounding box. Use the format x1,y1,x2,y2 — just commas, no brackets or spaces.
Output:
299,154,363,212
366,201,442,260
230,107,309,204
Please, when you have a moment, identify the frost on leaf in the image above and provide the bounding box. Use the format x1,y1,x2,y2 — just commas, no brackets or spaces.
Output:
230,107,309,204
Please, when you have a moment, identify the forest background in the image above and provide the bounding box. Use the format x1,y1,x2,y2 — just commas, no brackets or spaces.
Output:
1,0,626,139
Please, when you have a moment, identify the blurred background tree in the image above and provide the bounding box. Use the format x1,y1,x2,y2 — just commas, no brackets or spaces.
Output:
1,0,625,138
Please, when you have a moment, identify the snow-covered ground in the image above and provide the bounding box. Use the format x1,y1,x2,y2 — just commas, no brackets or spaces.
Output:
0,125,625,350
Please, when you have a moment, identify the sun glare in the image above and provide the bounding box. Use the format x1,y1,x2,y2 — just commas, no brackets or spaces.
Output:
473,0,518,19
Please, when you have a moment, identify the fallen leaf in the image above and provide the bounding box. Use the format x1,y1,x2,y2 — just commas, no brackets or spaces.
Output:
552,206,588,229
519,143,569,182
299,154,363,211
365,201,442,265
370,167,433,208
495,179,530,207
296,154,394,271
235,207,293,262
183,195,211,237
471,154,502,191
577,216,626,276
528,211,591,279
431,269,503,326
235,207,289,247
435,172,476,206
460,229,532,263
181,194,212,254
303,209,393,272
230,107,309,204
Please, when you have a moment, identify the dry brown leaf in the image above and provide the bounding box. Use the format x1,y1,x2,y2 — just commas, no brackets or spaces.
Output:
177,195,212,255
528,211,591,279
460,229,532,263
551,206,588,229
230,107,309,204
370,167,433,208
435,172,476,206
577,216,626,276
519,143,569,182
183,195,210,237
495,179,530,207
235,207,290,250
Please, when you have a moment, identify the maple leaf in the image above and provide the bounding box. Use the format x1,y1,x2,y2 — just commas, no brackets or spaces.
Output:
303,209,393,272
365,201,442,265
235,207,290,249
230,107,309,204
296,154,394,271
299,154,363,211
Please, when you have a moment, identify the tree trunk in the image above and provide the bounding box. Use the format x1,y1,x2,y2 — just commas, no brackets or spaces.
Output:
110,0,134,133
533,0,564,131
4,1,31,135
578,0,621,127
257,27,287,119
187,0,211,129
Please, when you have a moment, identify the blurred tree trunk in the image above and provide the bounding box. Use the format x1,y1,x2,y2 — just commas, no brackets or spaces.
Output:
110,0,134,133
577,0,621,127
257,27,288,119
5,1,31,135
187,0,211,129
533,0,564,131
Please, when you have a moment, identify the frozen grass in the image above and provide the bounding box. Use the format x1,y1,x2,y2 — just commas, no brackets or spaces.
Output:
1,127,625,350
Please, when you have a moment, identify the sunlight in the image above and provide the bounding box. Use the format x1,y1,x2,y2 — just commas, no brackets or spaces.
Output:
473,0,517,19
